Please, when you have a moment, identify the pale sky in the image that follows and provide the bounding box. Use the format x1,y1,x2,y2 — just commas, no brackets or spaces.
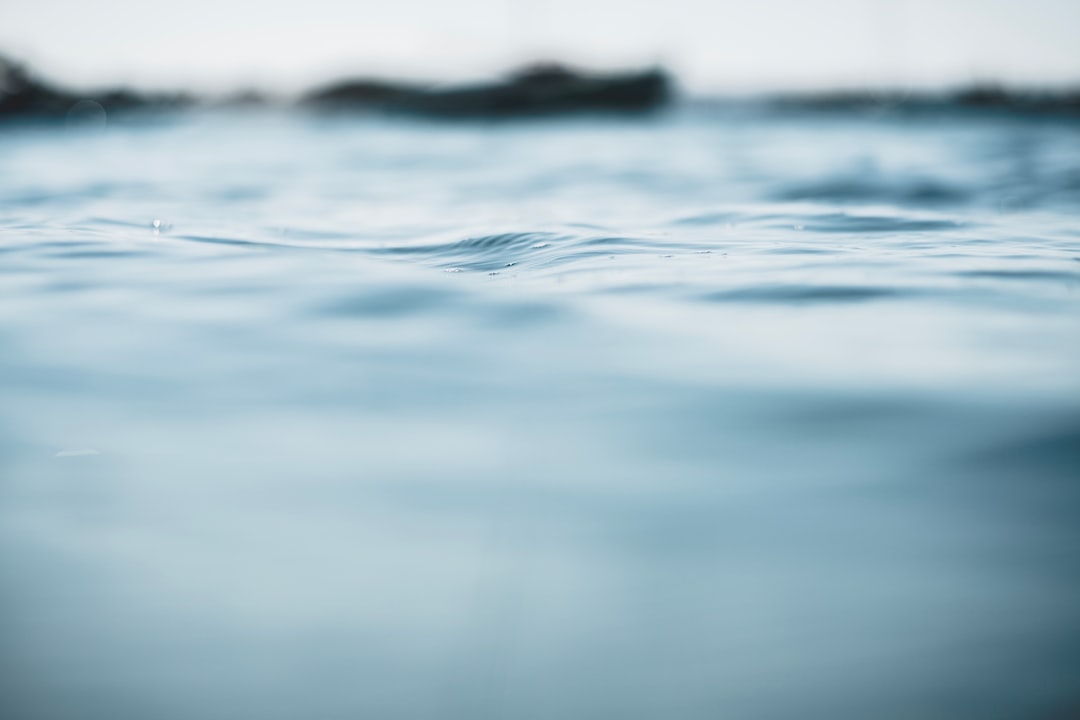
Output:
2,0,1079,93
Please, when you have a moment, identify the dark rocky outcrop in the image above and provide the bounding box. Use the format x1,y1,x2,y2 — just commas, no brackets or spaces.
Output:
0,55,192,120
769,83,1080,116
950,84,1080,113
0,57,73,117
3,55,669,121
302,63,672,118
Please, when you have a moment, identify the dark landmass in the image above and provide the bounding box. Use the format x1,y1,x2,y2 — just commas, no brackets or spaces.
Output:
769,84,1080,116
0,56,194,120
0,55,670,121
302,63,672,117
4,52,1080,123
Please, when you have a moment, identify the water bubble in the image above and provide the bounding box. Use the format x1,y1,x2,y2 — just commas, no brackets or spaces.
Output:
444,267,462,273
530,242,550,249
66,100,106,130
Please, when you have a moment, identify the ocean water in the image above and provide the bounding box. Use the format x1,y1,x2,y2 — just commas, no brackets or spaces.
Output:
1,106,1079,720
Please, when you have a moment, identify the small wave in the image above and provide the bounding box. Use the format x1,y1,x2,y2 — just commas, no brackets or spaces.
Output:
175,233,295,250
41,247,150,260
957,269,1080,282
790,213,964,234
321,286,462,318
701,284,907,304
672,208,966,236
369,231,687,273
372,231,566,271
773,178,970,207
763,246,846,256
672,210,747,227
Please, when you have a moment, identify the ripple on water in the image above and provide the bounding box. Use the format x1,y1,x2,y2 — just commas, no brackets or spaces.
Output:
701,284,909,304
372,231,564,271
956,269,1080,282
2,109,1080,720
773,177,971,206
791,213,966,234
321,286,464,319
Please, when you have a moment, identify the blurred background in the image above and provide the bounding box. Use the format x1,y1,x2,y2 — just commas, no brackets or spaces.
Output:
3,0,1080,93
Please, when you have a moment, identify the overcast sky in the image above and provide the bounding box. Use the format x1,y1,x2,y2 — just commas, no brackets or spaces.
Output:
3,0,1079,92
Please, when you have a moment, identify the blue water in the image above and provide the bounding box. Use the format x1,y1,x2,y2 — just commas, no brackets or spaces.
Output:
1,107,1079,720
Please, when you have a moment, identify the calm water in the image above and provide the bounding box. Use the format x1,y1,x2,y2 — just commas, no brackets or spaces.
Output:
1,107,1079,720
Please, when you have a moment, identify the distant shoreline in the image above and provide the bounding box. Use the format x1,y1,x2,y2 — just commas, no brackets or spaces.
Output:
3,53,1079,122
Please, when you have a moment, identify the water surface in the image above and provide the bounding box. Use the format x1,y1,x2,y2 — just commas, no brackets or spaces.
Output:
2,107,1080,720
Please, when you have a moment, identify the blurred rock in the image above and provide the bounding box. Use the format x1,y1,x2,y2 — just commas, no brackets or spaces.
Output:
770,83,1080,116
0,56,75,117
303,63,672,118
0,55,193,120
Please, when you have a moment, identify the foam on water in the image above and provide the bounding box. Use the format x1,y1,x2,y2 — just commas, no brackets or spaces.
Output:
1,108,1079,720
